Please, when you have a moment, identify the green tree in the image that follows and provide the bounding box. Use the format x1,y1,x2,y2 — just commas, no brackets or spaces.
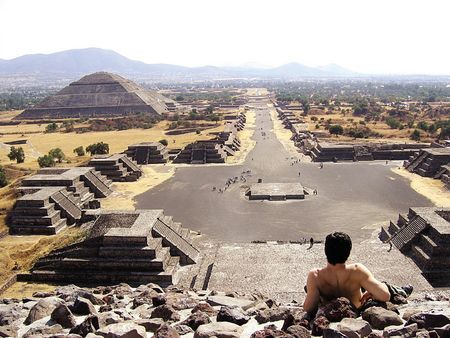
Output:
328,124,344,136
86,142,109,155
410,129,421,141
45,122,58,133
38,154,55,168
0,166,7,187
301,100,310,115
48,148,65,163
7,146,25,163
386,117,402,129
73,146,85,156
205,105,214,114
175,95,184,101
416,121,429,131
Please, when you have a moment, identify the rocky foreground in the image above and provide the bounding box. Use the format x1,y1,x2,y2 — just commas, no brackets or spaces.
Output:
0,283,449,338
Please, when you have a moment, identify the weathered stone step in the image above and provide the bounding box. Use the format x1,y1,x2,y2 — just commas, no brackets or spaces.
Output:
11,210,61,225
9,218,67,235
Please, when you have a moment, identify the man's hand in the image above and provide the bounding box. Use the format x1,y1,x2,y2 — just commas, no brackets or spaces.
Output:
360,291,372,305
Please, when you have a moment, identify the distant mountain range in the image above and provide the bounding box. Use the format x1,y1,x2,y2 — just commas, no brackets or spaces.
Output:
0,48,359,81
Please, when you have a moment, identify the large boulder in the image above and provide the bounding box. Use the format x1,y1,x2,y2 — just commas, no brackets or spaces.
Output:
362,307,403,330
180,311,211,330
151,304,181,322
207,295,255,310
69,315,100,336
194,321,244,338
312,315,330,336
72,297,98,315
406,312,450,330
318,298,358,322
23,324,64,338
282,310,309,331
51,303,77,328
23,297,62,325
323,328,348,338
217,305,250,325
135,318,164,332
286,325,311,338
255,307,291,324
382,323,418,338
154,323,181,338
337,318,372,338
0,303,24,326
96,322,146,338
191,302,218,316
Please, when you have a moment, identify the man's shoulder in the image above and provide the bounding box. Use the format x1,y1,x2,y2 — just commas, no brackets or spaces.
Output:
346,263,372,276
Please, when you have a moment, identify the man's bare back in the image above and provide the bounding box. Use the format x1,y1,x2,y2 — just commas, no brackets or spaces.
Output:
303,262,390,314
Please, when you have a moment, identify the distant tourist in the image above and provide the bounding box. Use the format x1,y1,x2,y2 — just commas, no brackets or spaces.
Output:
320,162,324,169
303,232,413,315
308,237,314,249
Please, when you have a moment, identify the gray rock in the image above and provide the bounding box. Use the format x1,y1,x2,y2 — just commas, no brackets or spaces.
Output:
337,318,372,338
72,297,98,315
318,297,358,322
217,305,250,325
69,315,100,336
135,318,164,332
98,311,122,326
0,303,24,326
207,295,255,310
191,302,217,315
406,312,450,330
96,322,146,338
0,325,18,338
250,328,295,337
362,307,403,330
383,323,418,338
312,315,331,336
323,328,348,338
51,303,77,328
151,304,181,322
32,291,56,298
132,289,159,309
434,324,450,338
282,310,309,331
286,325,311,338
255,307,291,324
181,311,211,330
23,297,62,325
154,323,181,338
174,324,194,335
194,321,244,338
23,324,64,338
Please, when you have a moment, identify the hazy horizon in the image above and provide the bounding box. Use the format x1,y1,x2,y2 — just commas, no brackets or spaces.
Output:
0,0,449,75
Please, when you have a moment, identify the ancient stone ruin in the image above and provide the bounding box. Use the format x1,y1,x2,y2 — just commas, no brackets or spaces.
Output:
381,207,450,287
435,164,450,188
308,142,430,162
88,154,143,181
9,167,112,235
404,148,450,177
125,142,169,164
16,72,176,119
173,141,228,164
246,183,306,201
19,210,199,286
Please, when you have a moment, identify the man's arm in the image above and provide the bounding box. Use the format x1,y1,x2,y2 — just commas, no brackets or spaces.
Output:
357,264,390,303
303,269,321,314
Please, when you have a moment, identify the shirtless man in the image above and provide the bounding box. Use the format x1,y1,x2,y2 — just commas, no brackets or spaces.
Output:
303,232,391,314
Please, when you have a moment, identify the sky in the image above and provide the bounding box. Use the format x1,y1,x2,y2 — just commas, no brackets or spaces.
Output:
0,0,449,75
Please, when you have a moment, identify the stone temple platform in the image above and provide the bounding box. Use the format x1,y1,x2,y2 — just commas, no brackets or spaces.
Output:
246,183,305,200
19,209,200,286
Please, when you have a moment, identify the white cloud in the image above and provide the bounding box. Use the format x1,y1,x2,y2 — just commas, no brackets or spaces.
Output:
0,0,448,74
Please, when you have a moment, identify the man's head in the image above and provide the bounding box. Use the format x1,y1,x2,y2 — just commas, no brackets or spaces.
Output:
325,232,352,265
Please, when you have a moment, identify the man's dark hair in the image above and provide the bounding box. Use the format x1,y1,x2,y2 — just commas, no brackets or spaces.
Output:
325,232,352,265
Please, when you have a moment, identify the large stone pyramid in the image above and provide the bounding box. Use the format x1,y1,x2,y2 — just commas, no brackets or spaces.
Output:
16,72,175,119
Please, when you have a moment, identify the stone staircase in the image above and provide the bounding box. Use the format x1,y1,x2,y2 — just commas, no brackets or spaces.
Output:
382,207,450,287
19,210,200,286
81,170,113,198
404,148,450,177
89,154,142,182
9,187,68,235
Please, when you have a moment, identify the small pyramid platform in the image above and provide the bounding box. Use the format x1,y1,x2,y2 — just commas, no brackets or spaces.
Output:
19,210,200,286
16,72,175,120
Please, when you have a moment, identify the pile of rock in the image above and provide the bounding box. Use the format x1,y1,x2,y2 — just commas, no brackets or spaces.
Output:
0,283,448,338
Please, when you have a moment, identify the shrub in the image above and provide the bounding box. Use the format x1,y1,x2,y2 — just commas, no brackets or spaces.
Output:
7,146,25,163
38,155,55,168
329,124,344,136
386,117,402,129
417,121,429,131
86,142,109,155
48,148,65,163
410,129,421,141
45,122,58,133
0,166,7,187
73,146,85,156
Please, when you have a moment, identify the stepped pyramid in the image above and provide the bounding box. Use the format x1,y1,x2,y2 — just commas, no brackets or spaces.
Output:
16,72,176,119
380,207,450,287
19,210,200,286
